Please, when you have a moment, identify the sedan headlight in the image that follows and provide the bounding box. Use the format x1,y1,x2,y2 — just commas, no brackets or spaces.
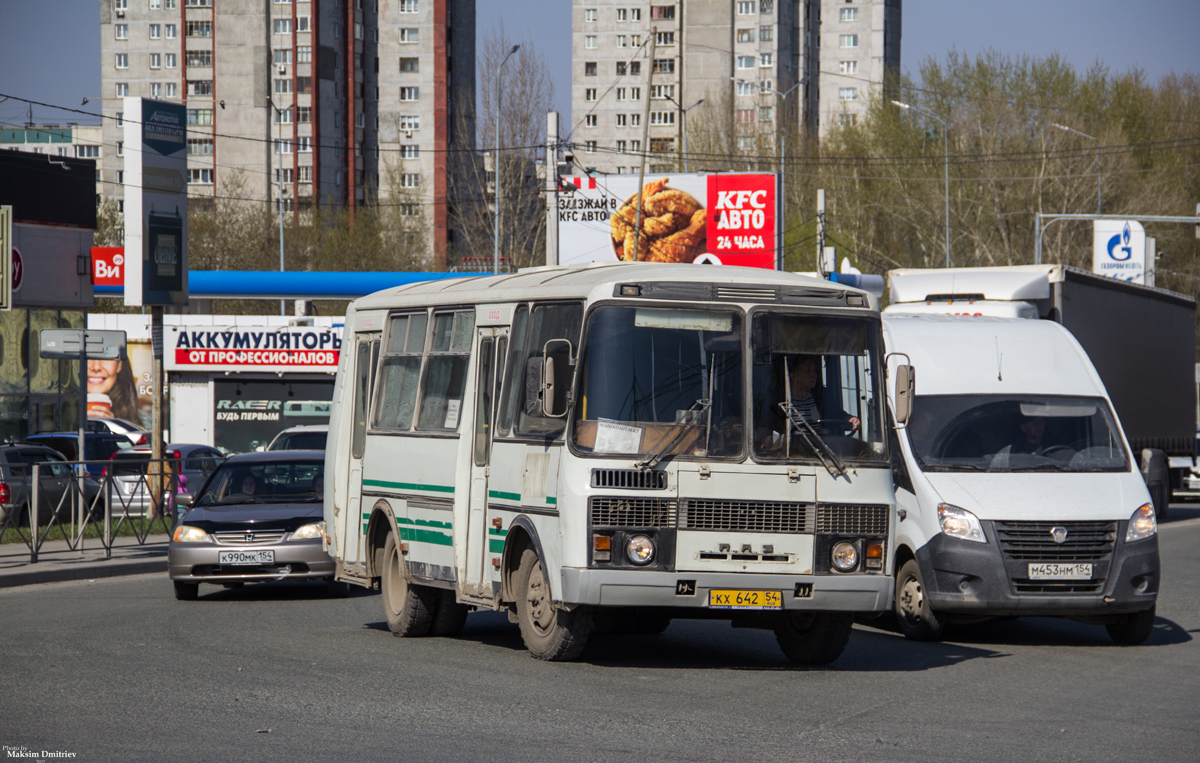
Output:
292,521,325,540
938,503,986,543
172,525,210,543
1125,503,1157,543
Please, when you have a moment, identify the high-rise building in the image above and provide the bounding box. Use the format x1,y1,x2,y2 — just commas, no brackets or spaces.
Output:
569,0,900,175
99,0,474,269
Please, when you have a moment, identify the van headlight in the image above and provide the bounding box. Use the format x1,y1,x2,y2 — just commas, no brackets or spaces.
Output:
292,521,326,540
172,525,209,543
1125,504,1157,543
938,503,986,543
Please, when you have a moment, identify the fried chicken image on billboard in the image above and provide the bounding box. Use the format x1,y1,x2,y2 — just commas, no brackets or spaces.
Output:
610,178,707,263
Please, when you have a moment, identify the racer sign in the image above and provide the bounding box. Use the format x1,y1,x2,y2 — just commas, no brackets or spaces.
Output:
558,172,779,269
165,326,341,373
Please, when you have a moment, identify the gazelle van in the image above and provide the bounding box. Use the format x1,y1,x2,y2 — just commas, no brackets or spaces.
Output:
883,314,1159,644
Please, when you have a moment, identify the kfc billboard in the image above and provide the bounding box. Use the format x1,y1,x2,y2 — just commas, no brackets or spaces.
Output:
558,173,779,269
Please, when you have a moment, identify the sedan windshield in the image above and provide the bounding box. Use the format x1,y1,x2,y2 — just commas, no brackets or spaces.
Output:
906,394,1130,473
194,460,324,505
573,305,744,459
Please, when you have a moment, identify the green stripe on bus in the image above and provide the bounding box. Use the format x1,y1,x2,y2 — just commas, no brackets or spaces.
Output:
546,496,557,505
488,526,508,555
488,489,521,502
363,478,455,494
395,516,453,546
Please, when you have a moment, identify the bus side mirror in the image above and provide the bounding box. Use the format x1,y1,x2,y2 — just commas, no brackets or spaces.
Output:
893,364,915,426
541,339,573,418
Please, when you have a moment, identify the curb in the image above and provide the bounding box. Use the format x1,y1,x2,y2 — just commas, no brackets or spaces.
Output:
0,554,168,589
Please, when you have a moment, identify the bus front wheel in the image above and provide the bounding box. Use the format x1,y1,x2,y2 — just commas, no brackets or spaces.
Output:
774,611,853,665
382,533,436,637
516,548,591,661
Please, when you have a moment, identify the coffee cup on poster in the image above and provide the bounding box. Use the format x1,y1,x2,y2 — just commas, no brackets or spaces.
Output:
87,393,114,418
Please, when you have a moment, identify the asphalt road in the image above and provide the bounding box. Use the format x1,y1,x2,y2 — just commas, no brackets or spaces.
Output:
3,509,1199,763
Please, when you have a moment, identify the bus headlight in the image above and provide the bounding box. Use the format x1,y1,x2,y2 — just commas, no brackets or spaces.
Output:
1126,504,1157,543
626,534,656,565
831,541,859,571
938,503,986,543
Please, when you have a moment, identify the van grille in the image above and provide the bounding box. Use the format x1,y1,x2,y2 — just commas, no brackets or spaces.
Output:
816,504,890,536
995,521,1116,561
589,498,677,528
591,469,668,490
680,499,812,533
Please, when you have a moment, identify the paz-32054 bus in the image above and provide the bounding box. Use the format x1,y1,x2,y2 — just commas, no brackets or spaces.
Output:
324,263,901,663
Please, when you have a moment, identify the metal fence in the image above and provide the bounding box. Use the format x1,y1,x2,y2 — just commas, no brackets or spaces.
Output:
0,457,200,563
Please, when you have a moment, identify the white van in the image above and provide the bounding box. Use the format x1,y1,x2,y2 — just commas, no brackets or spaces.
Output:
882,314,1159,644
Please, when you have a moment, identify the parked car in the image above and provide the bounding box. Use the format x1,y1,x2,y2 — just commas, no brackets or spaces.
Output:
86,417,150,445
106,444,224,519
264,424,328,451
0,443,101,527
168,450,336,599
28,432,134,478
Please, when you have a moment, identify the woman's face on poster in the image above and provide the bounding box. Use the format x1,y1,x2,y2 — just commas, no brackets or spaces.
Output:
87,359,122,394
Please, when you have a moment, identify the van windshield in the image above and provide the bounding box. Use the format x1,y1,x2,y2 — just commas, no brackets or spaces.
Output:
906,394,1130,473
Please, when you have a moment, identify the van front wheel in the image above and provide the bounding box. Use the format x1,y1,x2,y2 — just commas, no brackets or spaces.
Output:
1106,605,1156,645
895,559,944,641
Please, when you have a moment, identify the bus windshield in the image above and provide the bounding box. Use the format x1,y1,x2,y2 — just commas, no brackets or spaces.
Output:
750,312,887,464
572,305,744,459
906,394,1130,473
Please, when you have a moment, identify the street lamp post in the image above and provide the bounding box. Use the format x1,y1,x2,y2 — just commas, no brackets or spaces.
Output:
493,44,520,276
734,77,804,270
268,98,288,315
1051,122,1101,215
893,100,950,268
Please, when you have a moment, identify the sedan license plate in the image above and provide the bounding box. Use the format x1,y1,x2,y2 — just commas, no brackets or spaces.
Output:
219,550,274,566
1027,562,1092,580
708,589,782,610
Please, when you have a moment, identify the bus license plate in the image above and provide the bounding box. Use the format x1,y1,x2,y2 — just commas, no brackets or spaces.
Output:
219,550,274,566
1027,562,1092,580
708,589,782,610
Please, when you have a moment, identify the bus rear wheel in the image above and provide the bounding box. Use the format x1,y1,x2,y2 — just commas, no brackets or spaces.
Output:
774,612,853,665
382,533,435,637
516,548,591,661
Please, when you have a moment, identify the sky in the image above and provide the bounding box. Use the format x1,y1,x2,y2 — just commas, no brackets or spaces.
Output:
1,0,1198,131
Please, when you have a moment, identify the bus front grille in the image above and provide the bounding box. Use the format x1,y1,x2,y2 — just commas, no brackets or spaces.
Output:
815,504,890,536
679,499,812,533
591,469,668,490
589,498,678,528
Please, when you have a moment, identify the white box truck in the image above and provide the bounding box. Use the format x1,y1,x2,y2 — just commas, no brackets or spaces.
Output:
887,265,1195,519
881,313,1160,643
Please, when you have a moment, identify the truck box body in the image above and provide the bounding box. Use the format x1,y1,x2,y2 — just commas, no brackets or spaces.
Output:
887,265,1196,457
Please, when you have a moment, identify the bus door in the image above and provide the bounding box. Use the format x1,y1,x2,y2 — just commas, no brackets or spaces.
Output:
464,327,507,596
345,332,379,572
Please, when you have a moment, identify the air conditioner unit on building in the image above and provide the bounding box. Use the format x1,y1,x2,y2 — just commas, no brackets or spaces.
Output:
277,64,287,74
404,129,413,139
116,9,125,17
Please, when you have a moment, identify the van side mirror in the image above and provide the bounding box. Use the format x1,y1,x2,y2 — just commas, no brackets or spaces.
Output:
893,364,915,426
541,339,573,418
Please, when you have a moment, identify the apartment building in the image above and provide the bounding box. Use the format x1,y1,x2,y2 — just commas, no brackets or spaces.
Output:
99,0,474,269
570,0,899,174
0,124,105,199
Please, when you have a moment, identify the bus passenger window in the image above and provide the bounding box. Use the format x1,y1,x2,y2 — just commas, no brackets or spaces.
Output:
497,305,530,436
374,312,428,430
417,310,475,431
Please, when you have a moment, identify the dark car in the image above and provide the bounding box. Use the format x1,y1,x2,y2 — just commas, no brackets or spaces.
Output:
28,432,134,478
167,450,335,599
0,443,102,527
265,424,328,451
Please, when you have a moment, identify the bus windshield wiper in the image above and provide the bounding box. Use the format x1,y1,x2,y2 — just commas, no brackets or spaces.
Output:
780,401,847,478
635,398,711,470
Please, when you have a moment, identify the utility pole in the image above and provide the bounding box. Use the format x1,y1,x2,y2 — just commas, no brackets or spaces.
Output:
632,29,657,259
546,111,559,266
816,189,826,275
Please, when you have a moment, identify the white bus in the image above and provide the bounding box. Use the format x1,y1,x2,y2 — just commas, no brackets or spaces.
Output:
324,263,900,663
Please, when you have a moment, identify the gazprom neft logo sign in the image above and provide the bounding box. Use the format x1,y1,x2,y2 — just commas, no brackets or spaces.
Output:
1093,219,1146,284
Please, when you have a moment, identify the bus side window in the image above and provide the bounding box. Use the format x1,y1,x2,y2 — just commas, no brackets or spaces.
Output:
511,303,582,438
417,310,475,431
496,305,529,437
374,311,428,430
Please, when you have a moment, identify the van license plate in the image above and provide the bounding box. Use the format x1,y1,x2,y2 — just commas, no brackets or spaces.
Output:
219,550,274,566
708,589,782,610
1027,562,1092,580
